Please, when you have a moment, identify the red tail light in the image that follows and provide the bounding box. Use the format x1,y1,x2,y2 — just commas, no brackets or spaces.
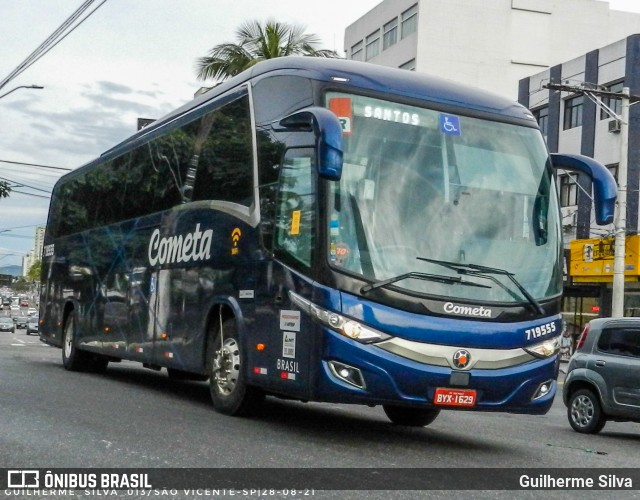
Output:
576,323,590,351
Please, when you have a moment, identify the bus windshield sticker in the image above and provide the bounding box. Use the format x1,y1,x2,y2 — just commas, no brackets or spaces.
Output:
329,97,353,135
290,210,301,235
440,114,461,136
335,243,350,266
330,215,340,236
280,310,301,331
239,290,255,299
283,331,296,358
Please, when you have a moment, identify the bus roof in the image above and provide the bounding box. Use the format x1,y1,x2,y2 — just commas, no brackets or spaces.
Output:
66,57,537,180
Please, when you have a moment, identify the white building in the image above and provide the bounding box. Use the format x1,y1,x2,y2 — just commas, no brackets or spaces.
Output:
520,34,640,319
345,0,640,99
21,225,45,277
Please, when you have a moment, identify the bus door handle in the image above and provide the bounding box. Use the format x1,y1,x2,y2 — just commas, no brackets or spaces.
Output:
595,360,606,367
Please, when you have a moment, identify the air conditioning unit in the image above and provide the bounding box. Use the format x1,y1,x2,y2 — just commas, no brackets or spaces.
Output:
608,119,621,133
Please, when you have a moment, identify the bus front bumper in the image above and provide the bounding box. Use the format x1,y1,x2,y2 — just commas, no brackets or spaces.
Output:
314,329,559,415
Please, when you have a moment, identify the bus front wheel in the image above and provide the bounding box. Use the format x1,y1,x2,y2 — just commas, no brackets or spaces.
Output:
208,318,264,416
383,405,440,427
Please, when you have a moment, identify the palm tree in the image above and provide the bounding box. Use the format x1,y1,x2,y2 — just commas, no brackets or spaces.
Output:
0,181,10,199
196,20,339,83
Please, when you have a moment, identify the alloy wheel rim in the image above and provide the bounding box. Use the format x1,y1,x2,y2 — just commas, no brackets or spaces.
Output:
64,322,73,358
213,338,240,396
571,394,594,427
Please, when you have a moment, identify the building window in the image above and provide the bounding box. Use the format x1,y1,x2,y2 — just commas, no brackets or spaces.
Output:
607,164,618,183
563,95,583,130
399,59,415,71
351,41,363,61
401,4,418,39
532,106,549,136
383,18,398,50
559,174,577,207
600,81,624,120
365,30,380,60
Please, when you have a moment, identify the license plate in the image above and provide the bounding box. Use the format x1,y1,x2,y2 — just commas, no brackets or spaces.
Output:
433,388,477,407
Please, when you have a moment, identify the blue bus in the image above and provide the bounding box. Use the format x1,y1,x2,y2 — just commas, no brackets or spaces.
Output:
40,57,616,425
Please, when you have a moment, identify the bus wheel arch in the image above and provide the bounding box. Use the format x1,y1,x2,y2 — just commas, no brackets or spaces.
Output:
206,305,264,416
61,303,108,373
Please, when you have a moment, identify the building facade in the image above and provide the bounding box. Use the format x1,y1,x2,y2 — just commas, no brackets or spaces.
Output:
519,34,640,324
22,225,45,277
345,0,640,99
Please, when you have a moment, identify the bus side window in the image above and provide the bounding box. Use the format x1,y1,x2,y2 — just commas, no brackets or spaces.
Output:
274,149,315,269
193,94,254,206
257,129,285,251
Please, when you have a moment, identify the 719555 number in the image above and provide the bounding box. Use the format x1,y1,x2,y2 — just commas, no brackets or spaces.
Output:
525,321,557,341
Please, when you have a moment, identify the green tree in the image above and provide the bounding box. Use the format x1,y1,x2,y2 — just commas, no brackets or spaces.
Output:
13,277,29,293
0,180,11,199
196,20,339,83
27,259,41,282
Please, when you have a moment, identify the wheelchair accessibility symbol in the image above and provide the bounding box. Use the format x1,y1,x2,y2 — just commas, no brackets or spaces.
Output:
440,114,461,136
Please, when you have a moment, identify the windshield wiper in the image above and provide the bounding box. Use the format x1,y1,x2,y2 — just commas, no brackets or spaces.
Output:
361,271,491,295
416,257,544,315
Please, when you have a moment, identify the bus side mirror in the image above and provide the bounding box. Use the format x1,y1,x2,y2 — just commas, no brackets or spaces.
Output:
550,153,617,225
280,107,343,181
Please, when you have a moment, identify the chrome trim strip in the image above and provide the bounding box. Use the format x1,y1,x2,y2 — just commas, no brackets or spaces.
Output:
289,290,311,314
376,337,535,370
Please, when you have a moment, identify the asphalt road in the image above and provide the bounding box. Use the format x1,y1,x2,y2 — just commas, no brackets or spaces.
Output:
1,330,639,499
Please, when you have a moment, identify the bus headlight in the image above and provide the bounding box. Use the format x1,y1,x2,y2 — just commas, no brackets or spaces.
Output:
289,291,389,343
310,304,389,343
524,336,560,358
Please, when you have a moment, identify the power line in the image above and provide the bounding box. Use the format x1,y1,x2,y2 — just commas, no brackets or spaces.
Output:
0,176,52,194
0,159,71,171
0,0,109,91
8,190,50,199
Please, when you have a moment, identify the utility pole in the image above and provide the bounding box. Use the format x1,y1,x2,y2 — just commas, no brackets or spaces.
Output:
612,89,630,317
543,81,635,317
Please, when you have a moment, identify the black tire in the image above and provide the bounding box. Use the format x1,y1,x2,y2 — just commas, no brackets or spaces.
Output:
383,405,440,427
62,312,109,373
62,313,89,371
567,388,607,434
208,318,264,416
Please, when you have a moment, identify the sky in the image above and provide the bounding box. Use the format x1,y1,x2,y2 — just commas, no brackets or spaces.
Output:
0,0,382,267
0,0,639,268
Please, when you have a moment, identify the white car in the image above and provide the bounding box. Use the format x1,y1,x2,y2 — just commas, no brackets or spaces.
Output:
9,305,19,313
27,308,38,316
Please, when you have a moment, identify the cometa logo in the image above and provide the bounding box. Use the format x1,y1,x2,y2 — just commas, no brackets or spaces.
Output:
443,302,493,318
148,223,213,266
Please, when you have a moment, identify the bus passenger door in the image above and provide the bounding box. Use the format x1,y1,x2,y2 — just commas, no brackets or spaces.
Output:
251,147,318,399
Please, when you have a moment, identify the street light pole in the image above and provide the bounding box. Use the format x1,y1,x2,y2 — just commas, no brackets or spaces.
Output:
612,88,630,317
0,84,44,100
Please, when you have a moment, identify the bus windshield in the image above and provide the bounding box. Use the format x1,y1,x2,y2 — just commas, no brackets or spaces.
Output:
325,92,561,304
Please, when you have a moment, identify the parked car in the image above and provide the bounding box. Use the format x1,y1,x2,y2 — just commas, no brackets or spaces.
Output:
0,317,15,333
26,317,39,335
563,318,640,434
12,315,28,329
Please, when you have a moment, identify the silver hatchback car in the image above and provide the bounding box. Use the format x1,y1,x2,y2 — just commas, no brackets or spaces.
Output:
563,318,640,433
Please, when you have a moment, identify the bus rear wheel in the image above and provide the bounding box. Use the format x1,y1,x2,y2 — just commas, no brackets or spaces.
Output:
208,318,263,416
62,312,108,373
383,405,440,427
